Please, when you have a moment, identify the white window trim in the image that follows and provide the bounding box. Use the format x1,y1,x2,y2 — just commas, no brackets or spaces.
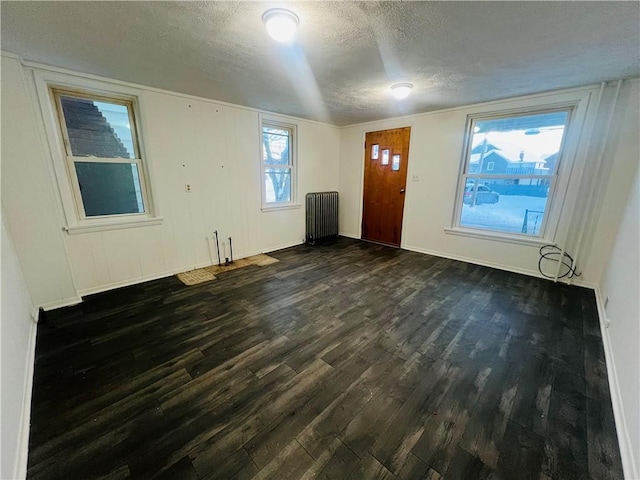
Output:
31,69,162,233
259,115,299,211
449,93,591,244
443,226,557,247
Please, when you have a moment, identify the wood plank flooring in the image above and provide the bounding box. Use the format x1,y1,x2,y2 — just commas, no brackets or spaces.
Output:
27,237,623,479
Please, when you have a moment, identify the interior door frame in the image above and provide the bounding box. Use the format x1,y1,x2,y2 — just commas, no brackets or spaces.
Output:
358,123,414,247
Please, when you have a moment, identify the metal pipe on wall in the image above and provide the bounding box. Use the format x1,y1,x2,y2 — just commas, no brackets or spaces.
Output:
567,79,623,283
552,82,606,282
214,230,221,266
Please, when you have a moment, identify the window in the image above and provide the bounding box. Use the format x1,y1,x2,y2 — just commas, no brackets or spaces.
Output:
455,109,571,237
261,119,297,208
51,88,151,221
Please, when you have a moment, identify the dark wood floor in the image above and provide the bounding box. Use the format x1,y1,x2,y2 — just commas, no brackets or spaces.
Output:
27,237,623,480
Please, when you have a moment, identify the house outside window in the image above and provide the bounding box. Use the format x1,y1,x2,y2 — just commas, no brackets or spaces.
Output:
51,88,152,222
261,119,297,208
456,109,571,237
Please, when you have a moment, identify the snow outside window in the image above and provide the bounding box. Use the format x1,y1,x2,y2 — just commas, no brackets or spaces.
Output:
456,110,571,237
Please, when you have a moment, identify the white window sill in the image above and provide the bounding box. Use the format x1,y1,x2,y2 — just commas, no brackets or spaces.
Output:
261,203,301,212
64,216,164,234
444,227,554,247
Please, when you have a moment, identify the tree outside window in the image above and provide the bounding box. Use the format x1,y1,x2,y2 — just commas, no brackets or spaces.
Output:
261,121,296,206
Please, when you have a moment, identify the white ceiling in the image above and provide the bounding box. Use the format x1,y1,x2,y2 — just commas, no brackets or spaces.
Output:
2,1,639,126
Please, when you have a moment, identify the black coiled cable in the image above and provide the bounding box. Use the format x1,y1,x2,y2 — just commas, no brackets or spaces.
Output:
538,245,581,279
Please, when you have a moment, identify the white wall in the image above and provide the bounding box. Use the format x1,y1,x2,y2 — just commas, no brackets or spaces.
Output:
580,81,640,282
594,78,640,480
338,81,639,286
1,215,37,480
61,90,339,296
1,54,340,300
599,166,640,479
1,55,78,309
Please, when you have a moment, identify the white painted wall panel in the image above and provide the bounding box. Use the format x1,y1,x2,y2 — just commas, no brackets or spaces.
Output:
600,166,640,479
0,56,339,300
64,234,96,289
596,82,640,479
1,215,36,479
89,234,111,288
100,229,143,284
2,62,341,296
132,226,167,279
63,95,340,294
338,126,366,238
580,82,640,282
0,55,78,308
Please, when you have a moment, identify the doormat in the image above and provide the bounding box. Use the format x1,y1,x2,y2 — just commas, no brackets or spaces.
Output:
176,254,279,286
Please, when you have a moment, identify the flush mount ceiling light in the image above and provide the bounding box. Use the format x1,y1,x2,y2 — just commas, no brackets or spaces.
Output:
390,83,414,100
262,8,299,43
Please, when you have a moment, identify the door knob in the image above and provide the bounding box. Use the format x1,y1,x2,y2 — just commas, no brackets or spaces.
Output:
400,188,405,194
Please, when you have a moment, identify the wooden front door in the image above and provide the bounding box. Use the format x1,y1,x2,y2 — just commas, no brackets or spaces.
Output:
361,127,411,247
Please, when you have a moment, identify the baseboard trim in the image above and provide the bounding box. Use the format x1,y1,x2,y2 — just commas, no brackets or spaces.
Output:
594,286,638,480
338,232,360,240
338,237,594,288
263,239,306,253
40,296,82,312
77,264,212,297
402,243,545,280
76,245,305,298
569,278,598,289
13,320,38,479
401,244,602,290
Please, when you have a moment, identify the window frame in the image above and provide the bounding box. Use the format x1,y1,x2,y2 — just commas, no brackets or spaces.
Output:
32,68,161,234
259,116,299,211
51,88,152,221
451,106,575,242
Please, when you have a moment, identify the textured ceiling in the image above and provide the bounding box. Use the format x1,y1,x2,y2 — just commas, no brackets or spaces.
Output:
2,1,639,126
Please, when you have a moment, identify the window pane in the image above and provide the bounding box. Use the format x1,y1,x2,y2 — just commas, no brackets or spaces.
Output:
262,127,291,165
460,179,549,235
392,154,401,171
264,168,291,203
60,96,135,158
75,162,145,216
263,127,289,137
469,111,567,176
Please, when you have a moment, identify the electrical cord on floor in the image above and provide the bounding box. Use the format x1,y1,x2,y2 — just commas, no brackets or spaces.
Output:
538,245,581,280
